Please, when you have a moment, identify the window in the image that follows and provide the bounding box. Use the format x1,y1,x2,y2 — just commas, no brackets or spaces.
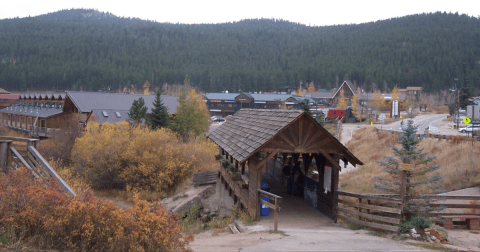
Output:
115,112,121,118
102,111,108,117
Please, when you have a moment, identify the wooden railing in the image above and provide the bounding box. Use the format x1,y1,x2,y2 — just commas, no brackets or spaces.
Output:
258,189,282,232
421,195,480,217
336,191,403,232
0,137,76,196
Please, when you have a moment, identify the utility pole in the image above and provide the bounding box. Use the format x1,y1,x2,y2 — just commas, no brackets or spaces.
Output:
455,78,460,130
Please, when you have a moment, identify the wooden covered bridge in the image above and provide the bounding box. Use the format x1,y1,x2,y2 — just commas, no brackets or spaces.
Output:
208,109,363,225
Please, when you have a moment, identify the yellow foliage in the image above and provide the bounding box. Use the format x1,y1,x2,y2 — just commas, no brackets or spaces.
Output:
143,81,150,95
71,122,217,192
391,85,400,101
336,88,347,109
0,169,193,251
307,82,315,92
296,87,305,97
351,93,361,119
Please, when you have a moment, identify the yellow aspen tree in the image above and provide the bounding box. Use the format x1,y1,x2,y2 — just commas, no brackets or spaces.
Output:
391,85,400,101
307,82,316,92
143,81,150,95
336,88,347,109
351,92,361,120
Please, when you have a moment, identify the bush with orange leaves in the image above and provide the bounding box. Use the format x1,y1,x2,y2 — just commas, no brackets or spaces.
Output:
0,169,193,251
71,122,217,192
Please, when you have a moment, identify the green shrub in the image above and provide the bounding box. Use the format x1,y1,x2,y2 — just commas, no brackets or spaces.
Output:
410,216,432,229
398,216,432,234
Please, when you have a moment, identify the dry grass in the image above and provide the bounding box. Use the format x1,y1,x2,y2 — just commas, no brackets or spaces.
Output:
341,127,480,193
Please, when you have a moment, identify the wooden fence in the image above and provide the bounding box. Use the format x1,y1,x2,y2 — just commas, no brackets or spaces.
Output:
336,191,402,232
336,191,480,232
0,137,76,196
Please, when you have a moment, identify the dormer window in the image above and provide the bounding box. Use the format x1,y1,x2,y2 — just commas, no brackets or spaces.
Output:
102,111,108,117
115,112,121,118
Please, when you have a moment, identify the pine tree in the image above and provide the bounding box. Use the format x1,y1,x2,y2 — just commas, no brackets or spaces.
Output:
375,120,442,219
128,97,147,126
146,89,169,130
296,98,311,115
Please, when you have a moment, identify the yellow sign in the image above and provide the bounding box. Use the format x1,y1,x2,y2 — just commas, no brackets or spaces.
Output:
371,122,373,126
400,163,413,171
463,117,471,125
400,115,403,119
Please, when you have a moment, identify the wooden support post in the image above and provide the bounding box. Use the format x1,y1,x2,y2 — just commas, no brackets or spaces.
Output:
0,141,8,173
332,160,340,223
274,197,279,231
358,198,362,221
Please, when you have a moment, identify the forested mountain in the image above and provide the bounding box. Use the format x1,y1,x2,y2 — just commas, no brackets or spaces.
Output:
0,9,479,93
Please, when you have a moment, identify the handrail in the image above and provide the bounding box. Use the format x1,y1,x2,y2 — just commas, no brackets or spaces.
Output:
10,146,39,177
258,189,282,231
0,136,39,143
28,146,76,196
258,189,282,199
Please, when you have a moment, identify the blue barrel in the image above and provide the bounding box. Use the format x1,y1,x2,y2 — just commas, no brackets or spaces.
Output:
261,196,270,216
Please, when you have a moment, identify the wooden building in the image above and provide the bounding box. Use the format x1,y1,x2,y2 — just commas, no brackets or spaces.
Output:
208,109,363,220
205,92,318,117
305,80,356,107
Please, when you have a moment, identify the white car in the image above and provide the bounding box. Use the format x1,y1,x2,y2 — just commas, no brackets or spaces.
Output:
458,124,480,133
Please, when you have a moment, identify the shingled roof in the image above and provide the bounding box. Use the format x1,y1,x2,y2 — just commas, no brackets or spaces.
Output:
66,91,179,114
208,109,363,167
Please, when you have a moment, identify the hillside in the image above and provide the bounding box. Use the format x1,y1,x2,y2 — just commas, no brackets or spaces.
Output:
340,127,480,194
0,9,479,93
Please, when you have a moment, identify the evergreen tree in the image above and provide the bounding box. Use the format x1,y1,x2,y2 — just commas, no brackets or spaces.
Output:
375,120,442,219
146,89,169,130
296,98,311,115
128,97,147,126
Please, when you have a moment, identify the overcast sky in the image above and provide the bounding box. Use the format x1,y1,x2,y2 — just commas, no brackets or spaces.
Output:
1,0,479,26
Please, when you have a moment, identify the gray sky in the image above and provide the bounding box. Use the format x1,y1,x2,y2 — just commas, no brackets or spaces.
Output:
1,0,479,26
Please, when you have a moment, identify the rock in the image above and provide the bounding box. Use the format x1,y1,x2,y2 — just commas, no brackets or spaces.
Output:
199,186,216,199
434,239,440,244
172,193,188,201
431,236,437,241
410,228,417,234
412,234,421,239
200,214,210,223
426,237,431,242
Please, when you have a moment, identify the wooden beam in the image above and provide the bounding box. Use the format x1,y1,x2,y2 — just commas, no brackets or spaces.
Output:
300,121,314,146
257,150,280,168
298,119,303,147
319,149,341,171
283,126,299,147
302,130,325,148
277,131,296,149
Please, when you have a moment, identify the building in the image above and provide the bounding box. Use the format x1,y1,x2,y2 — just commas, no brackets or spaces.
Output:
205,92,318,117
0,88,20,109
398,86,422,101
0,91,179,138
64,91,179,126
305,80,356,107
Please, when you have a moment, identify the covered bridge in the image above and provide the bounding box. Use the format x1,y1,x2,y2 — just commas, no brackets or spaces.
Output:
208,109,363,221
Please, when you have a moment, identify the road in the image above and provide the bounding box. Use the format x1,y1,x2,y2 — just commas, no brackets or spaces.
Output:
240,227,435,252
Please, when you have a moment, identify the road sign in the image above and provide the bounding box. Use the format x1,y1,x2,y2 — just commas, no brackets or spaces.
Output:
463,117,471,125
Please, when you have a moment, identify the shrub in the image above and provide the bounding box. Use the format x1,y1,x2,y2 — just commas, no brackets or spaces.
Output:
70,122,217,192
0,169,193,252
398,216,432,234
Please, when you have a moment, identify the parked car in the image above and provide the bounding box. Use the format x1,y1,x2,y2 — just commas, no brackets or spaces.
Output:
458,124,480,133
213,117,225,123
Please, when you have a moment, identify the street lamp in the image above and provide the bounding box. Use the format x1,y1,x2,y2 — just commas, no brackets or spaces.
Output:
449,78,460,130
